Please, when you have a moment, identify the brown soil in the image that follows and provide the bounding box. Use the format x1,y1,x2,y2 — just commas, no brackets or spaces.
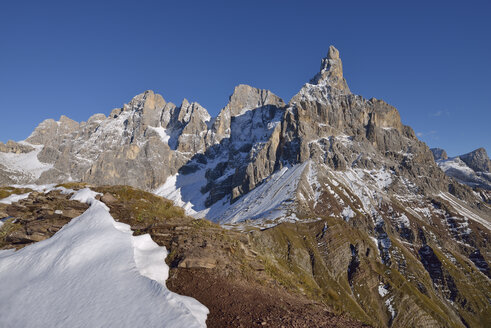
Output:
168,269,369,328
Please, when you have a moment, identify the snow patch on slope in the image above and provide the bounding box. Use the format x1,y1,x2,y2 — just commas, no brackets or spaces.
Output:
153,156,225,218
0,190,208,328
438,192,491,230
147,126,171,144
10,183,57,192
436,157,491,190
216,162,308,224
156,161,307,224
0,192,31,205
0,144,53,181
378,284,389,297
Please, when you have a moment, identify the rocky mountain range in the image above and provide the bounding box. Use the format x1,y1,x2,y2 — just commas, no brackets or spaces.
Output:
431,147,491,190
1,46,490,327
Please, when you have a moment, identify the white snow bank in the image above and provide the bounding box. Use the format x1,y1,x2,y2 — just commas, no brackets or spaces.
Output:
341,206,356,221
69,187,102,205
0,193,208,327
0,192,31,204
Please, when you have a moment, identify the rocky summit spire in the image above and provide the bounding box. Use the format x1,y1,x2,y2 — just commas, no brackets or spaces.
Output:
310,45,350,94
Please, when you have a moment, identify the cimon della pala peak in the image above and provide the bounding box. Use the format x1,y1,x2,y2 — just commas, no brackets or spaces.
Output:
0,46,490,327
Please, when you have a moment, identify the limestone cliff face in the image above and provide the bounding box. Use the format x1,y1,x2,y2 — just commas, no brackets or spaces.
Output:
0,46,481,206
1,46,483,206
276,47,446,199
206,84,285,146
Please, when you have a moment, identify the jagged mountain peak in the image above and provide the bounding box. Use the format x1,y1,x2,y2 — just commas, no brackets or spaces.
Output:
180,98,190,108
203,84,285,146
308,45,350,94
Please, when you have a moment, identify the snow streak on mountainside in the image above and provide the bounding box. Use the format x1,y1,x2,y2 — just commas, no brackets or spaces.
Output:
0,143,53,184
0,188,208,328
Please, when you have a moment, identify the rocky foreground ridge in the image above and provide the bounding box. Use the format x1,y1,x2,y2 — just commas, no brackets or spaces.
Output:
1,46,490,327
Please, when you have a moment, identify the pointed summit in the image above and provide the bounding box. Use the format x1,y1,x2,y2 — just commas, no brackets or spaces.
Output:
310,45,350,94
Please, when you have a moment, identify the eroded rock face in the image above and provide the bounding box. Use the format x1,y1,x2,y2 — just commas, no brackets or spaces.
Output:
0,46,438,201
206,84,285,146
1,90,213,189
0,190,89,249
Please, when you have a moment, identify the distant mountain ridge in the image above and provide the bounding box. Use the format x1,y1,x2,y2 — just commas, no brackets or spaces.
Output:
431,147,491,190
1,46,490,327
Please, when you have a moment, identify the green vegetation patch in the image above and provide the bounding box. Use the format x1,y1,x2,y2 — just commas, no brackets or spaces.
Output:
55,182,88,190
0,218,23,248
95,185,185,223
0,187,33,199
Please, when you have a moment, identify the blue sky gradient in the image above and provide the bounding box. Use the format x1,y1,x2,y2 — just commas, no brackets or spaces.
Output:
1,0,490,156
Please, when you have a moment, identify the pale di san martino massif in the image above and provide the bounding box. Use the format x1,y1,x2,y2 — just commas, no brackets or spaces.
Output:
0,46,490,327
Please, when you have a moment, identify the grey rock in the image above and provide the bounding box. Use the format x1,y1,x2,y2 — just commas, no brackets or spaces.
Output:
430,148,448,161
460,147,491,173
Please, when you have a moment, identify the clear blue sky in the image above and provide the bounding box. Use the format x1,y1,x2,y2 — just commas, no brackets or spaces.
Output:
1,0,490,156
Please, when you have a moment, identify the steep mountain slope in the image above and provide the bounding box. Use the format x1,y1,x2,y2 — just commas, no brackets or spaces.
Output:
0,46,490,327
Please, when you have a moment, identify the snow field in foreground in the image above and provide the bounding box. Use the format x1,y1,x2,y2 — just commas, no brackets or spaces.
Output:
0,188,208,328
